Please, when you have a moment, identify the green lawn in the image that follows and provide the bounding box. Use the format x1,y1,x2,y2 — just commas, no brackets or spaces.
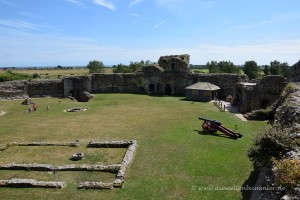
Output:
0,94,266,199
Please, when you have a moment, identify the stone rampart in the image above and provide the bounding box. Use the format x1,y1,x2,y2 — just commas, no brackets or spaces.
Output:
26,79,63,98
91,73,143,94
0,80,28,100
0,73,247,100
0,79,63,100
0,55,248,101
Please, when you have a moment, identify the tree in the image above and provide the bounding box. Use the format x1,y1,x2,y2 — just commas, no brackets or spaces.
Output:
57,65,63,69
270,60,282,75
263,65,270,76
269,60,290,77
243,60,260,80
218,61,238,73
113,60,152,73
207,61,219,73
87,60,104,73
128,61,142,72
207,60,239,74
113,63,130,73
281,62,290,77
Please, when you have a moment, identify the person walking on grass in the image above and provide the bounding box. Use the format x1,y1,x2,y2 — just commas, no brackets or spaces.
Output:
33,103,37,111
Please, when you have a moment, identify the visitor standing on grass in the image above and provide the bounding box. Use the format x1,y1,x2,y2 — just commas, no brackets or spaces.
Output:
28,106,32,113
47,105,49,111
33,103,37,111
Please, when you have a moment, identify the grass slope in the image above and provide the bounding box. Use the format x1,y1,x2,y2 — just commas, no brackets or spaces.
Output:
0,94,266,199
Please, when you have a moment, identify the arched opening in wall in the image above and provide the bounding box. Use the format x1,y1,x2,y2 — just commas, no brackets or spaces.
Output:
164,84,172,95
69,90,75,97
148,84,155,93
171,63,175,71
261,99,269,109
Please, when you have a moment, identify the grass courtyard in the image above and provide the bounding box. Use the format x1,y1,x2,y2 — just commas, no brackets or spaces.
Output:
0,94,266,199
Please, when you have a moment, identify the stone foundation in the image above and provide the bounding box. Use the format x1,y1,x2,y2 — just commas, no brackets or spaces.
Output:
0,179,65,188
0,140,137,189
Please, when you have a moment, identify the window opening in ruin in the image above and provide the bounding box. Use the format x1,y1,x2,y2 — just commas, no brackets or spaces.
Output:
165,84,172,95
148,84,155,93
171,63,175,71
261,99,269,109
69,90,75,97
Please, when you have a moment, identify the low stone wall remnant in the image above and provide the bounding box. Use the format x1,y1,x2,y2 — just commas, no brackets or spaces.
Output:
78,182,113,190
0,179,65,188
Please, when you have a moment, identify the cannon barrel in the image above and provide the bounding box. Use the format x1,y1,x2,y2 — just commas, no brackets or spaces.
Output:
198,117,222,126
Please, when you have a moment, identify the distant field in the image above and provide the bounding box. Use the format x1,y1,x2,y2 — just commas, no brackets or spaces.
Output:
192,68,209,73
0,94,266,199
0,68,113,79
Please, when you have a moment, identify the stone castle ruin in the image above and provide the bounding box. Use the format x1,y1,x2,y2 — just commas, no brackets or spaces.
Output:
290,60,300,82
0,54,248,102
232,76,287,113
0,54,292,116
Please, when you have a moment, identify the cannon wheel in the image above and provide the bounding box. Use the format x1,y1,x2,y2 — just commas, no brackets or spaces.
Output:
202,121,211,132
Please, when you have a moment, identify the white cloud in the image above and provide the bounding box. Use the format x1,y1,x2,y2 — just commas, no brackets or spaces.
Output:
131,13,141,18
129,0,143,8
156,0,216,10
93,0,116,11
66,0,86,7
0,19,41,30
154,19,168,29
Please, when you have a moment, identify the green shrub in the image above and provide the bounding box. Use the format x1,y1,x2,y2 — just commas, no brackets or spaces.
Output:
32,73,41,79
248,126,295,168
0,70,32,82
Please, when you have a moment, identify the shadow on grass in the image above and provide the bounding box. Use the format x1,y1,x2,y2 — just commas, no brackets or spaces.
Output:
241,167,262,200
193,130,236,140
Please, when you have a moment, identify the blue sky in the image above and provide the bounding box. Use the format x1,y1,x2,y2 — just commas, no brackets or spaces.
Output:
0,0,300,67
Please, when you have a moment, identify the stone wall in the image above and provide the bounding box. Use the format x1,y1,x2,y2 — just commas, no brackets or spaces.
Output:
0,79,63,100
158,54,191,73
0,80,28,100
232,76,287,113
63,76,92,98
275,82,300,128
289,60,300,82
0,55,248,101
91,73,143,94
26,79,63,98
190,73,247,98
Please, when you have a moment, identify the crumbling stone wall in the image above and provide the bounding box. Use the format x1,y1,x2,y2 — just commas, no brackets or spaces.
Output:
275,82,300,128
27,79,63,98
289,60,300,82
0,80,28,100
232,76,287,113
63,76,91,99
91,73,144,94
0,79,63,100
158,54,191,73
0,54,249,101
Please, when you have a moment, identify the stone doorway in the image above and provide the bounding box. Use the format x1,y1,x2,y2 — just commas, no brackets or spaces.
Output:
164,84,172,95
148,84,155,93
261,99,269,109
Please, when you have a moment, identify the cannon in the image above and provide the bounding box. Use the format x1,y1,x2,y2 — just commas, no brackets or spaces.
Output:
199,117,242,139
